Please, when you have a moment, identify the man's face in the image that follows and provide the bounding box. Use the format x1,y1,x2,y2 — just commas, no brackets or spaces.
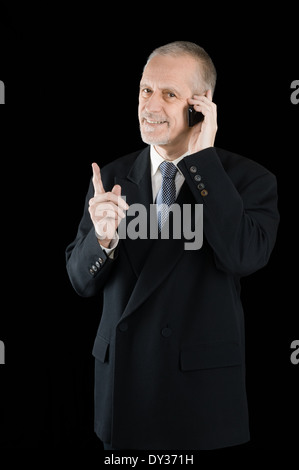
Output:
138,54,200,154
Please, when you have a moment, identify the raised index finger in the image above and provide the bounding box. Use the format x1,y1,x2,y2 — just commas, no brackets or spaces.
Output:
92,162,105,196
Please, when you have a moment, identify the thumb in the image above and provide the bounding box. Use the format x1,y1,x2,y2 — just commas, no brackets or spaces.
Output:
111,184,121,196
111,184,129,211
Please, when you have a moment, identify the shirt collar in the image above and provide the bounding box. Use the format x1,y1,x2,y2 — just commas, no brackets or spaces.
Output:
150,145,188,177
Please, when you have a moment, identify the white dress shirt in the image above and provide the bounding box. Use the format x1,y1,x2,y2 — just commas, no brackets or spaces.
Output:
101,145,189,256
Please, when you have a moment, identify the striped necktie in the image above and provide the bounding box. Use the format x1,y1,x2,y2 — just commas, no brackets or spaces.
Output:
156,161,178,231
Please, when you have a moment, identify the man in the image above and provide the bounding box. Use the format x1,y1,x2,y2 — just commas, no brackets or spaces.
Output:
65,41,279,450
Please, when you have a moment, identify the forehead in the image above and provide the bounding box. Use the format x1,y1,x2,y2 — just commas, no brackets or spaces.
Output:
141,54,198,93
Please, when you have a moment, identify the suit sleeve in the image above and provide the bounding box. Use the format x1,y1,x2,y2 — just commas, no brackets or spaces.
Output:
178,147,280,276
65,179,118,297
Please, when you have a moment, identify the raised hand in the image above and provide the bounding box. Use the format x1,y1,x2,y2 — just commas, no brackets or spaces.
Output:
88,163,129,248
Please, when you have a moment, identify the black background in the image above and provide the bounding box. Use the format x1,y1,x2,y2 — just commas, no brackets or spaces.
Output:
0,3,298,450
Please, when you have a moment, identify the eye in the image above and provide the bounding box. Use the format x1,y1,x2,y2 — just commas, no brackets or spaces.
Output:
141,88,152,95
163,90,177,100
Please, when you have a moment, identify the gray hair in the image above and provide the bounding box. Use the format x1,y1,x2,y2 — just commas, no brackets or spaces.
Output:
145,41,217,95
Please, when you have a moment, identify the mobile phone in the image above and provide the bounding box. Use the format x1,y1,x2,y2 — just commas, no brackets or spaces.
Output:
188,105,204,127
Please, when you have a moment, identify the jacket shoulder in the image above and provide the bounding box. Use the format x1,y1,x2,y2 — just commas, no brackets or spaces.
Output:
101,148,147,175
216,147,276,184
215,147,275,179
93,147,148,189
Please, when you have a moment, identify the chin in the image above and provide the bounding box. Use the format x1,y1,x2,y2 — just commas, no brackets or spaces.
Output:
140,131,171,146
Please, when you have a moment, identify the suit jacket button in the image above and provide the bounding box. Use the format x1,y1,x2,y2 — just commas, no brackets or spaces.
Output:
190,166,197,173
98,257,104,264
197,182,205,190
194,174,202,182
201,189,208,197
161,327,172,337
119,322,128,332
89,268,95,276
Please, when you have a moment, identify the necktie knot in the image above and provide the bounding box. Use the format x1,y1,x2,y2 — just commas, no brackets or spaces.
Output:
159,161,178,179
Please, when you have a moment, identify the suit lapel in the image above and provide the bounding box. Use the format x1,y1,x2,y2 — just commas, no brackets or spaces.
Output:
115,148,196,320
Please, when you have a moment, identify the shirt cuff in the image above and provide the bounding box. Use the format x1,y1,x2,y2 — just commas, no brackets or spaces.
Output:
96,231,119,259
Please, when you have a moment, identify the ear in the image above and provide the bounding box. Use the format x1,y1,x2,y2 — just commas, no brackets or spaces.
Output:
206,89,212,100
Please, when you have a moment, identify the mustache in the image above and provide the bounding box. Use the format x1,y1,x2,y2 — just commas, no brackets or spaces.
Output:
141,112,169,122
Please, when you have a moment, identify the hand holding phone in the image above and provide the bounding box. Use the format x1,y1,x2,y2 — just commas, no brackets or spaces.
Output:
187,90,218,153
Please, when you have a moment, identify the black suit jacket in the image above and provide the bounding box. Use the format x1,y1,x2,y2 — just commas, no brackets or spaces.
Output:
65,146,279,450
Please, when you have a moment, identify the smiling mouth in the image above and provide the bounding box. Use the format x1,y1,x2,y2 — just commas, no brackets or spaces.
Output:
143,118,168,125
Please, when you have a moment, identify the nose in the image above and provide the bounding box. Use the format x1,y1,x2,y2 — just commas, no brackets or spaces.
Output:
145,91,163,114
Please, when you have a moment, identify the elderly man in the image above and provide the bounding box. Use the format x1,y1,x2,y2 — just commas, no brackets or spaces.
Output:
66,41,279,450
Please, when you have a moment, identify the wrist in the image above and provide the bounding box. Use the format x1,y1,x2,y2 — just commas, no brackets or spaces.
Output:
97,238,111,249
95,230,111,248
